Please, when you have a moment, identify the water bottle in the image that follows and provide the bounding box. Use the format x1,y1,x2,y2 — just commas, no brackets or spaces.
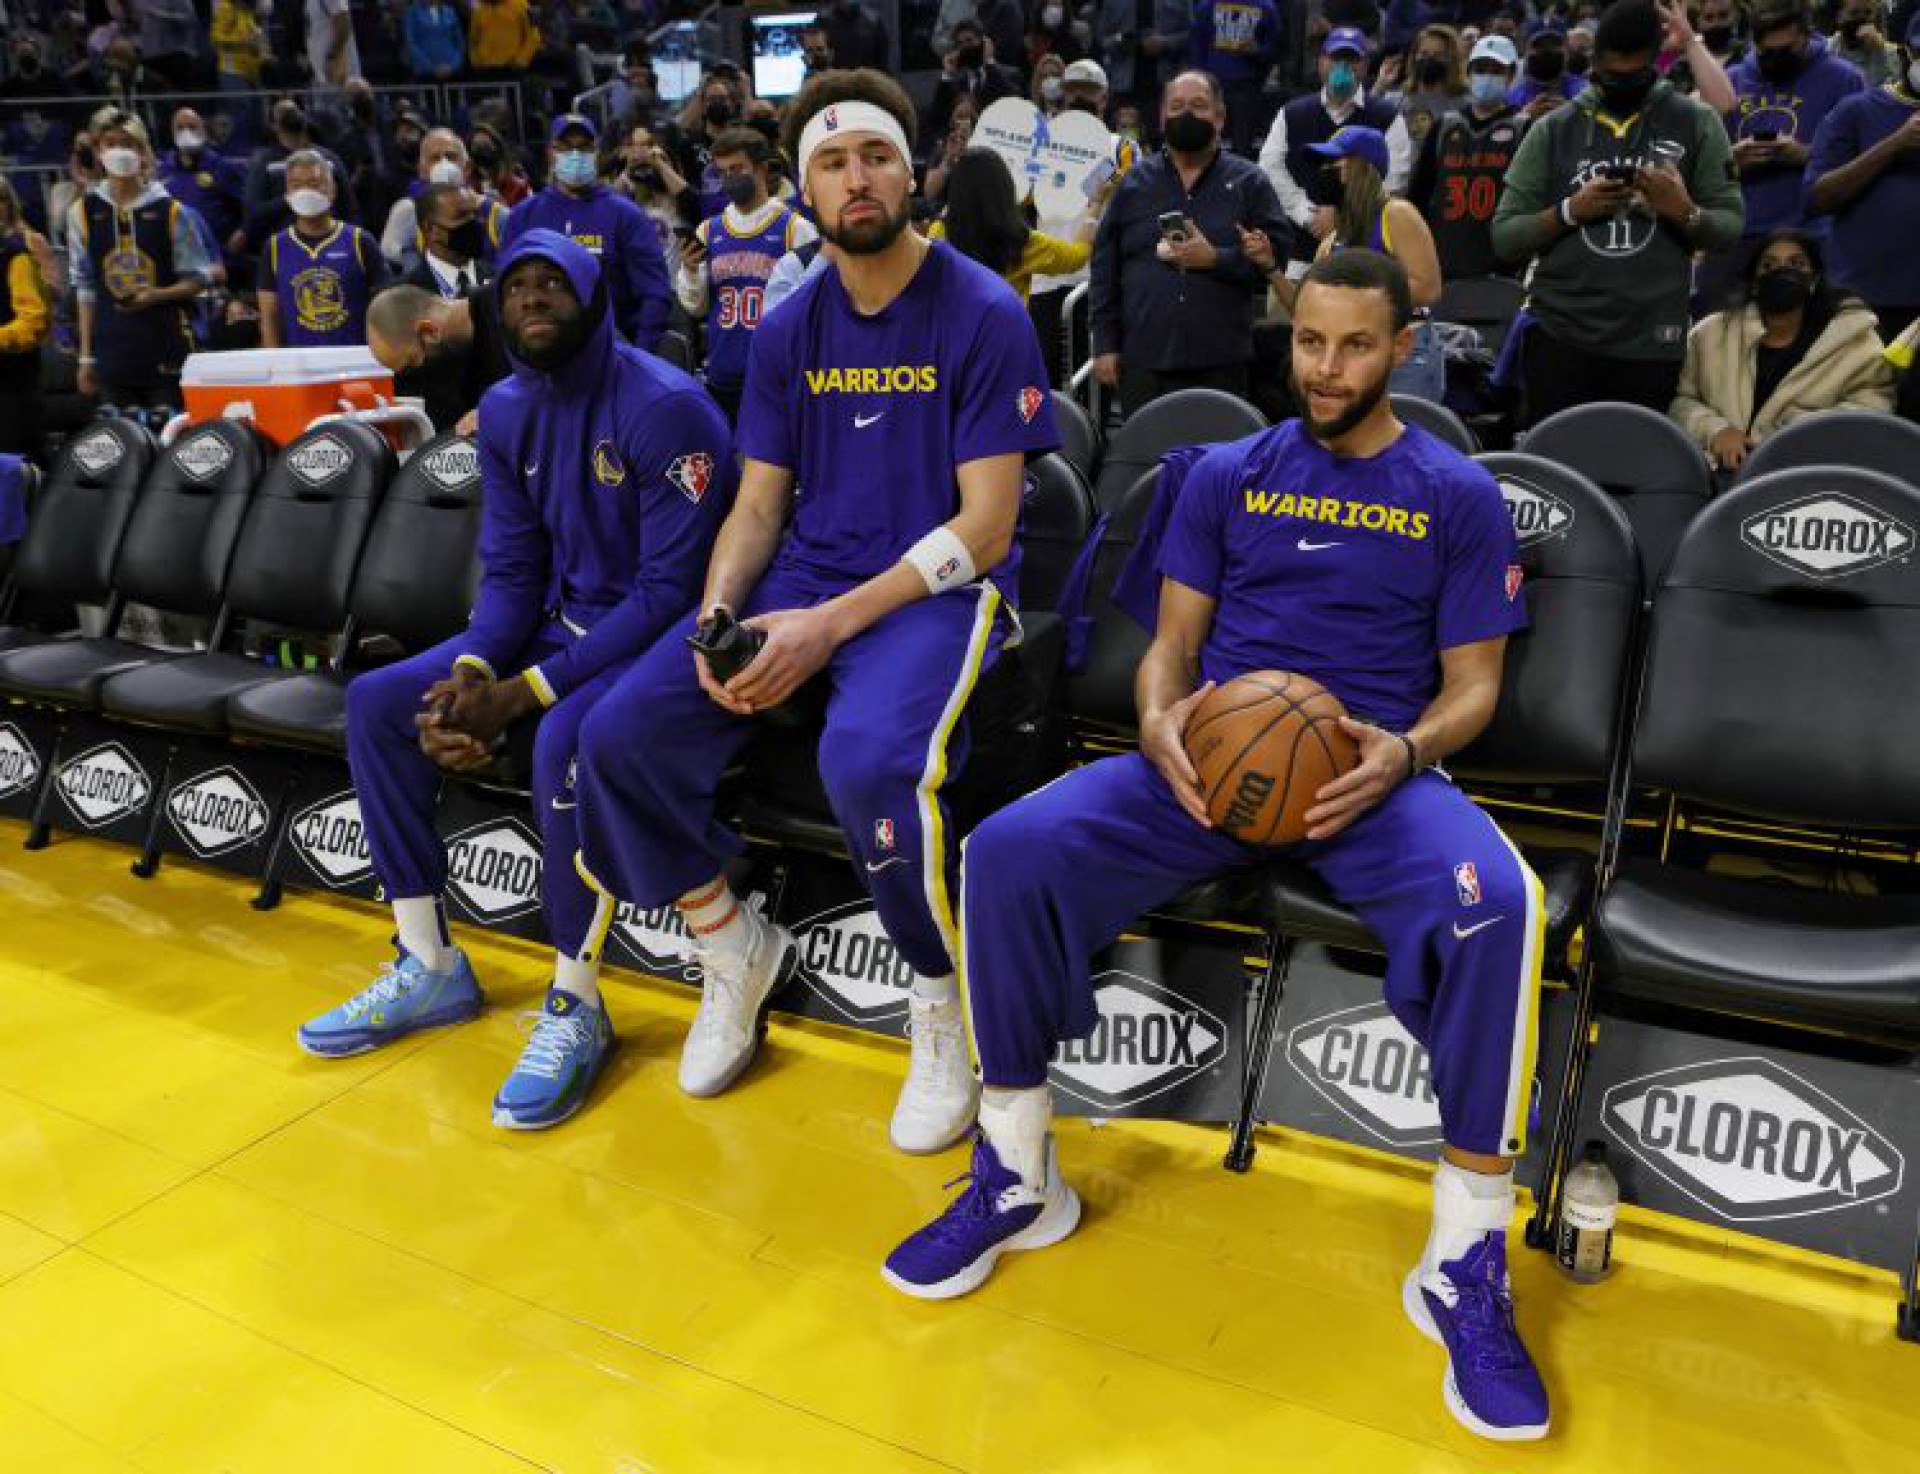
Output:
1555,1140,1619,1283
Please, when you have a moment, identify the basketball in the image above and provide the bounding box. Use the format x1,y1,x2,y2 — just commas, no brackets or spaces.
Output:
1184,671,1359,845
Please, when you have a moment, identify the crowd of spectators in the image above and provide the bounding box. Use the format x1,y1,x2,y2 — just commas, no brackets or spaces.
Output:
0,0,1917,467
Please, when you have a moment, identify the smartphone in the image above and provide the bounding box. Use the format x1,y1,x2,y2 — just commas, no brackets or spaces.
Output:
1600,162,1639,183
1750,128,1779,142
1157,210,1192,244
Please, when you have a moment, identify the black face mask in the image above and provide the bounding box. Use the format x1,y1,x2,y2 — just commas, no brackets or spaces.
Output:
629,165,662,189
1754,267,1813,313
445,219,486,260
703,99,734,127
1756,45,1804,85
1527,47,1566,80
472,140,502,170
1838,18,1865,44
956,43,985,67
1163,111,1217,153
1596,66,1658,115
1414,55,1448,86
351,96,375,123
723,173,759,209
1568,51,1591,75
1702,24,1735,49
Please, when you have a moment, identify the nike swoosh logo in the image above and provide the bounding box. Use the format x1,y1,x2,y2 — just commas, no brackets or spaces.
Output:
524,463,539,477
854,412,884,429
865,856,907,872
1297,538,1342,552
1452,916,1503,939
550,797,576,811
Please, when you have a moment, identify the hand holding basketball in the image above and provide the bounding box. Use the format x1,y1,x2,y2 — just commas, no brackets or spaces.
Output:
1183,672,1358,845
1141,681,1215,827
1301,717,1414,841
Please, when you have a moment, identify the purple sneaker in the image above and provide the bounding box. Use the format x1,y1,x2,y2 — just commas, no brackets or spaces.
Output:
1403,1233,1550,1441
882,1132,1081,1300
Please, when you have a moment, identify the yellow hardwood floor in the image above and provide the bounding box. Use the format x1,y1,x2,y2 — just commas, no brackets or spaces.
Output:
0,820,1912,1472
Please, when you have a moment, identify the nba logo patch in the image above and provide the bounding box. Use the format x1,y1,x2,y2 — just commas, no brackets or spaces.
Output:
1017,385,1044,424
824,107,840,131
1454,861,1481,907
667,451,714,504
1505,564,1524,602
874,818,895,852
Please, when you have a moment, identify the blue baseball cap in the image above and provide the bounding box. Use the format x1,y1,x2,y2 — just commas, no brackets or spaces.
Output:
1307,124,1390,175
549,112,598,144
1323,26,1370,56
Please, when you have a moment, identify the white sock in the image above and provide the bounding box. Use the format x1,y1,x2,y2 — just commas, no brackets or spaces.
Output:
393,896,454,971
1421,1159,1516,1277
912,970,956,1005
553,892,614,1006
676,875,748,951
980,1085,1053,1192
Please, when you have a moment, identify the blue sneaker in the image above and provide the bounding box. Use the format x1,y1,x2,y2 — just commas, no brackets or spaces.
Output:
492,987,615,1130
882,1132,1081,1300
1403,1234,1550,1441
297,951,484,1057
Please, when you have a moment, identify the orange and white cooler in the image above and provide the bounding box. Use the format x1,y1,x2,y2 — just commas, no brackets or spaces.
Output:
180,346,423,450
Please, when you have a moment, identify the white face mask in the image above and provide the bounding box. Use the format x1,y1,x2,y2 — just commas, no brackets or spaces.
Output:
101,146,142,178
174,129,206,153
287,187,332,218
428,157,466,186
1042,4,1064,25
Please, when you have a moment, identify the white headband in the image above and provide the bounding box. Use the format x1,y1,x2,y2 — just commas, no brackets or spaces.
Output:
797,100,911,184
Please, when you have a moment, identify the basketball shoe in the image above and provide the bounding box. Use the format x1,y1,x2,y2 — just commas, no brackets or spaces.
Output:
493,986,616,1129
883,1131,1081,1298
1403,1231,1551,1440
890,994,980,1153
679,903,795,1097
297,950,484,1057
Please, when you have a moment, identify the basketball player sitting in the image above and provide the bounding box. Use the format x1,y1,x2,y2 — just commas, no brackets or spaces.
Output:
885,250,1552,1443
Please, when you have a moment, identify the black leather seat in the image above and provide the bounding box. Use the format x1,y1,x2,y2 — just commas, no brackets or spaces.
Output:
0,419,262,706
0,417,154,654
1050,390,1100,481
1092,388,1266,511
1434,274,1525,356
1063,467,1156,735
1523,401,1711,583
99,421,394,732
1736,410,1920,490
1588,465,1920,1044
1391,393,1477,453
226,430,484,751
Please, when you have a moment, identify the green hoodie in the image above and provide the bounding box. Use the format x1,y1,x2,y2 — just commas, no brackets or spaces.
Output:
1491,80,1744,361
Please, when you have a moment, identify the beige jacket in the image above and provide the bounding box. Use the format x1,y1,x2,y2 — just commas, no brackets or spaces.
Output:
1669,301,1896,449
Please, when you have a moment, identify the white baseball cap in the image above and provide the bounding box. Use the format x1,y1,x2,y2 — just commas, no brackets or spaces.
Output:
1469,35,1520,68
1062,58,1108,89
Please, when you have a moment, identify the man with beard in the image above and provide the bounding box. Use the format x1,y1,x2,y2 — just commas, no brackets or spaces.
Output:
885,248,1551,1443
297,230,735,1132
572,70,1059,1154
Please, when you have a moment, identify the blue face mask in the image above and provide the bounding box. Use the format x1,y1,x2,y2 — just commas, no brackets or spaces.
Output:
554,149,598,187
1327,61,1358,100
1470,73,1508,106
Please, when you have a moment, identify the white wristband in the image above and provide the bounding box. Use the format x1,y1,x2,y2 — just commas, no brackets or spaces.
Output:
1559,196,1578,229
903,526,976,596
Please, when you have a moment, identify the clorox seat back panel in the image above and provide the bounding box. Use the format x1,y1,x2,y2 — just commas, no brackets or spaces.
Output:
0,417,154,632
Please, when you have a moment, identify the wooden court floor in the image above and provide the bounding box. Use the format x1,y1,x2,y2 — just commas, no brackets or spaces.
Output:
0,818,1913,1473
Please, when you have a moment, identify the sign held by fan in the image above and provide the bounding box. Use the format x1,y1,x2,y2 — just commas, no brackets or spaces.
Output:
974,99,1116,218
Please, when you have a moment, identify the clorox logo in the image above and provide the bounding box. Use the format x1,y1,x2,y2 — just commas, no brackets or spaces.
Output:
1604,1057,1905,1223
70,429,124,476
790,901,915,1025
443,817,542,921
420,440,478,491
173,431,235,484
1286,1001,1441,1147
1049,971,1226,1112
165,766,269,857
1741,493,1914,581
1500,475,1574,549
289,791,373,886
56,742,151,827
0,722,40,799
287,434,352,488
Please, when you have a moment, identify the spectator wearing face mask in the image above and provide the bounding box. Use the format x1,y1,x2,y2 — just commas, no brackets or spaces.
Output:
405,0,466,81
1262,29,1412,278
404,182,496,298
501,112,671,349
243,102,355,242
382,129,509,270
1409,34,1530,281
67,110,212,408
1492,0,1744,425
928,21,1023,140
1033,54,1072,115
1804,12,1920,338
821,0,892,70
1509,18,1582,117
160,108,248,265
1191,0,1283,156
1030,0,1090,70
664,70,751,221
1670,228,1893,472
1829,0,1895,87
1386,24,1470,153
1695,0,1747,67
470,122,532,207
257,150,388,347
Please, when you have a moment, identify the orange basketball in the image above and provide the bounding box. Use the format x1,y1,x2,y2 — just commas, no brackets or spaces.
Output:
1183,671,1360,845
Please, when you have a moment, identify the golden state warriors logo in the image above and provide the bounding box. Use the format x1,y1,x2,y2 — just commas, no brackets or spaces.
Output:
292,266,349,333
102,245,156,298
592,440,627,487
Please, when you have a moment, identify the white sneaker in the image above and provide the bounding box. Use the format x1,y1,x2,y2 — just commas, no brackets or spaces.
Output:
891,993,980,1154
679,906,795,1098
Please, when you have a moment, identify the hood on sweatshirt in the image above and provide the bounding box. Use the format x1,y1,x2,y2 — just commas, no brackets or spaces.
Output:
494,227,616,391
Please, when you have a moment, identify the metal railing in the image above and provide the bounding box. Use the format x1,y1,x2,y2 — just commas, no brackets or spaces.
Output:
1062,281,1103,426
0,78,526,141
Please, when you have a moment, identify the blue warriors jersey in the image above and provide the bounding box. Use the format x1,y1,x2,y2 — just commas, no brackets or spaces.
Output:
701,203,805,393
79,192,194,384
265,222,383,346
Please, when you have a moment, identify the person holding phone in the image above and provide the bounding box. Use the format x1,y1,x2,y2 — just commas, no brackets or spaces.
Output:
1091,69,1290,415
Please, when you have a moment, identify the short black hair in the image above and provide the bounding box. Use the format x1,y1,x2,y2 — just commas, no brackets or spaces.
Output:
1594,0,1663,59
1751,1,1811,35
1299,249,1414,332
781,68,918,161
